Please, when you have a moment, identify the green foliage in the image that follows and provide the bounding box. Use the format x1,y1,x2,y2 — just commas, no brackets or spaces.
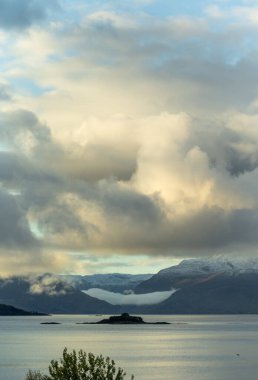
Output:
25,370,48,380
25,348,134,380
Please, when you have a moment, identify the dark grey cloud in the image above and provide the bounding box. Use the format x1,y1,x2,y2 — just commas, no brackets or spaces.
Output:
47,143,137,183
0,0,60,30
60,200,258,255
224,147,258,177
0,188,37,249
37,200,88,237
155,207,258,253
189,118,258,177
0,109,51,153
0,151,52,183
2,106,258,266
96,182,163,223
58,194,258,256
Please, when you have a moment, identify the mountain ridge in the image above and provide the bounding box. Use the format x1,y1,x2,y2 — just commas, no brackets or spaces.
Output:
134,257,258,314
63,273,152,293
135,257,258,294
1,257,258,314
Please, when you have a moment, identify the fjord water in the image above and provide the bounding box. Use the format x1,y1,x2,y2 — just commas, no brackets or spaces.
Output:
0,315,258,380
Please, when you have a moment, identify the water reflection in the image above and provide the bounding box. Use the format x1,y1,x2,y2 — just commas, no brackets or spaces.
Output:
0,315,257,380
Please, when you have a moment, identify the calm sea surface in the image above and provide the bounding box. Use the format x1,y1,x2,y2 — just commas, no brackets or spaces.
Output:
0,314,258,380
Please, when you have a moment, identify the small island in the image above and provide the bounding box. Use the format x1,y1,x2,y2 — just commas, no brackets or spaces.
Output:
77,313,170,325
40,322,61,325
98,313,144,324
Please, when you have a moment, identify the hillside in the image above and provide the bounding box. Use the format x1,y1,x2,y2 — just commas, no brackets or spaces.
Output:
142,272,258,314
0,275,118,314
0,304,46,316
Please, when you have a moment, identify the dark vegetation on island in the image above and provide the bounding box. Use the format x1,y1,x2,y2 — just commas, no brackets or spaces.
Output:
40,322,61,324
77,313,169,325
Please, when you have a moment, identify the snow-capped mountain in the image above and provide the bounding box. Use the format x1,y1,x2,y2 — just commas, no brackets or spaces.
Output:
135,257,258,294
134,257,258,314
159,257,258,276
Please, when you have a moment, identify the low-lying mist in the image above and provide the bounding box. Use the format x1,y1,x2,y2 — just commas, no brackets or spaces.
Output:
83,288,177,305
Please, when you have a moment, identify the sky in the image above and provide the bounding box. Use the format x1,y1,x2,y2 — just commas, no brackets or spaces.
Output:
1,0,258,275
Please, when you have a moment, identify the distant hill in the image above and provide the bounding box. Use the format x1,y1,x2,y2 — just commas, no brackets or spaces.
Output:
0,275,118,314
0,304,46,316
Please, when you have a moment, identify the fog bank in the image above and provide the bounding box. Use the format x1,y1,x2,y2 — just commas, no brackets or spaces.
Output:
83,288,177,305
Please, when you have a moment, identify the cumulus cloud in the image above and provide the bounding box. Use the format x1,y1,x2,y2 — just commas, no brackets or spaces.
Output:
83,288,177,305
2,106,258,273
1,1,258,274
0,109,51,156
0,187,37,249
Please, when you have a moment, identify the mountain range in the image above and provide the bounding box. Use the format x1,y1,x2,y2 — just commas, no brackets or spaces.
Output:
135,257,258,293
63,273,152,293
1,257,258,314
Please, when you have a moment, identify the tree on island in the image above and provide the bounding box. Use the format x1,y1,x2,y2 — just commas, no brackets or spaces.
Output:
26,347,134,380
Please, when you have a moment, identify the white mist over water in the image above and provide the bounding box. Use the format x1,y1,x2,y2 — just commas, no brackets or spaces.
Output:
82,288,177,305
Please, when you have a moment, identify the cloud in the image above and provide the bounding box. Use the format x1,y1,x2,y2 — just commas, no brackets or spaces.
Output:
1,2,258,274
0,187,37,249
205,3,258,25
6,5,257,134
2,107,258,269
0,0,60,30
0,109,51,155
83,288,176,305
0,83,12,101
28,273,73,296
